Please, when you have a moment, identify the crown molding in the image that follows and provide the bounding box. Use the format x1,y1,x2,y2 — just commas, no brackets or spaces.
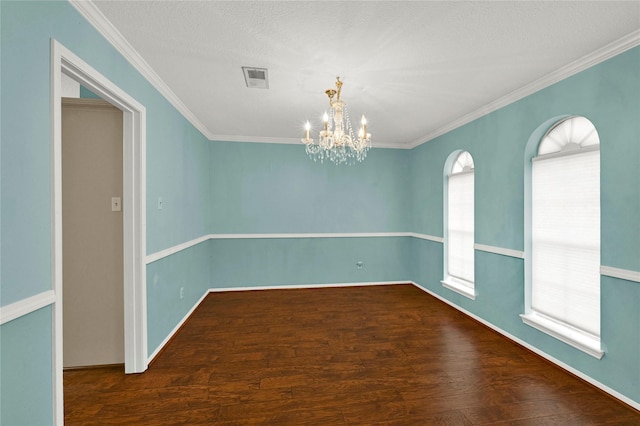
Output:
407,29,640,149
209,135,302,145
68,2,639,150
69,0,406,149
68,0,214,140
208,135,405,149
372,142,410,149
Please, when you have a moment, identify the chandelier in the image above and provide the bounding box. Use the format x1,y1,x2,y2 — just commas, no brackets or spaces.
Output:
301,77,371,165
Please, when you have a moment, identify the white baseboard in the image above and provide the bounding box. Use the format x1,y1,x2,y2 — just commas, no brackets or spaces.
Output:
409,281,640,412
208,281,408,293
146,289,210,365
208,232,410,240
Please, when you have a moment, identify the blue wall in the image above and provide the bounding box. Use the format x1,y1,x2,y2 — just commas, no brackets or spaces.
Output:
410,46,640,404
0,307,53,426
209,236,412,290
209,142,409,234
1,1,639,424
1,1,211,303
1,1,210,423
147,242,212,355
79,85,101,99
145,141,411,357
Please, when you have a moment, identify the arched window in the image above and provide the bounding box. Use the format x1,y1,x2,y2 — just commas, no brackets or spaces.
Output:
523,116,602,358
442,151,475,299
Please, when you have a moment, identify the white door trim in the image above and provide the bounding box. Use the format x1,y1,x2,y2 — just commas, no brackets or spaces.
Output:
51,39,147,425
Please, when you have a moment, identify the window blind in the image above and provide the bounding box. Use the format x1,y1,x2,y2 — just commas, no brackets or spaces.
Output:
531,149,600,337
448,172,474,285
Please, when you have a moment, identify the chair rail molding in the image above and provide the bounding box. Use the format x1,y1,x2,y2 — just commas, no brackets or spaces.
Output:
0,291,56,325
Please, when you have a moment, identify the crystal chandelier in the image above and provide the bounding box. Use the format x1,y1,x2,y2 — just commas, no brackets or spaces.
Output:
301,77,371,165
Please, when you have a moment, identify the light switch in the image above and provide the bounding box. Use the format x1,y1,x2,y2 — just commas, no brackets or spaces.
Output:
111,197,122,211
158,197,164,210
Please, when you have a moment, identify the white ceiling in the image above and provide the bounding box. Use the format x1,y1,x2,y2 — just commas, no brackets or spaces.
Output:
87,1,640,148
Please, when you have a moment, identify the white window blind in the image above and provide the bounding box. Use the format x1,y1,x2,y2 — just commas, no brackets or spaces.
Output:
448,171,474,286
531,148,600,337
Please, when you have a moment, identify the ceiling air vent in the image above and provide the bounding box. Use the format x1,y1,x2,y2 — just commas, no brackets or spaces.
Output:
242,67,269,89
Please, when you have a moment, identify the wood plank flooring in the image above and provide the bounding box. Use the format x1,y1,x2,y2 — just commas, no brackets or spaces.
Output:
64,284,640,425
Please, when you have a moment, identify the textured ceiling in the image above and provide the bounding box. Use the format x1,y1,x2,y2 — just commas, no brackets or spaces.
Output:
90,1,640,148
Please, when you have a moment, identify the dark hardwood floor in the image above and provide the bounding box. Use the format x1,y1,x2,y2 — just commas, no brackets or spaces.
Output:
64,284,640,425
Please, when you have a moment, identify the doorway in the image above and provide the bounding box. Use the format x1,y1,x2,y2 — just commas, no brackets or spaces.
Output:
61,98,124,368
52,39,147,425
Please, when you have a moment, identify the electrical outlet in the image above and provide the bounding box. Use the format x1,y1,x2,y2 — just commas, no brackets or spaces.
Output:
356,261,364,269
180,286,184,299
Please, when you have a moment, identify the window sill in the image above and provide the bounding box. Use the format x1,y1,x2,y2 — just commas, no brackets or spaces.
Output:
441,277,475,300
520,312,604,359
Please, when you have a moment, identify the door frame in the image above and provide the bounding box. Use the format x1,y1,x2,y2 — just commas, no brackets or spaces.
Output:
51,39,147,425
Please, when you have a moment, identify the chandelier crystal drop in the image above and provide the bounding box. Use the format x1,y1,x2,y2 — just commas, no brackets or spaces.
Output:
301,77,371,165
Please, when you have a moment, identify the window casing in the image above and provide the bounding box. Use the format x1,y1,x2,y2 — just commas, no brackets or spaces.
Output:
522,116,603,358
442,151,475,299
